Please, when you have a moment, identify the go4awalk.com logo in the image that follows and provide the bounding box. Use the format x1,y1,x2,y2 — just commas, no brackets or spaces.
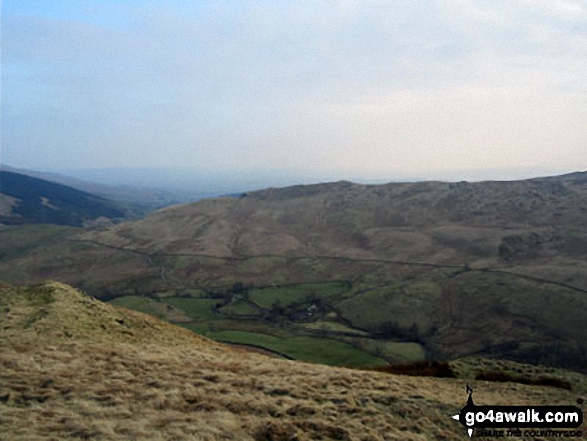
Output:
451,386,583,438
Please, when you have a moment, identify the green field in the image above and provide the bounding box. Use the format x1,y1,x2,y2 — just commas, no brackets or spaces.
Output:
220,299,260,316
339,280,441,333
109,296,166,318
207,330,387,367
152,288,209,298
301,320,369,335
160,297,220,320
249,281,348,308
350,339,426,363
104,286,424,368
179,322,213,335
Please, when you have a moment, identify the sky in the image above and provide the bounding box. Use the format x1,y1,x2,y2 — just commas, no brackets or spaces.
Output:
2,0,587,181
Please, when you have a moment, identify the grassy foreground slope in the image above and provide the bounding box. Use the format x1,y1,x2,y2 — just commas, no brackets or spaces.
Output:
2,283,584,441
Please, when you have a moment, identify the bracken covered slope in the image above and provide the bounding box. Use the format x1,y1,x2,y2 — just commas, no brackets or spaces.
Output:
1,283,584,440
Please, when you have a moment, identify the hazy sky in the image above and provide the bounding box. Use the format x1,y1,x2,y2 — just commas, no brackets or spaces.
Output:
2,0,586,178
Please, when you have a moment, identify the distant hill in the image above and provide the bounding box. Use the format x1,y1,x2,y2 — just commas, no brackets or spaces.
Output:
84,171,587,265
1,165,185,210
1,282,584,440
0,171,127,226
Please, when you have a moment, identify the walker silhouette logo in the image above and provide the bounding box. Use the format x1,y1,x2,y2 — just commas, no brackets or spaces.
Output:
451,386,583,438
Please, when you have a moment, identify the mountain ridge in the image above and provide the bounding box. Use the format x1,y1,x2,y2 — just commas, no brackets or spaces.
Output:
82,170,587,260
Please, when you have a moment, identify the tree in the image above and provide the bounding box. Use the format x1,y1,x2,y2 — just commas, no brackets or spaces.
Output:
271,300,284,316
223,290,234,305
379,320,401,338
232,282,244,294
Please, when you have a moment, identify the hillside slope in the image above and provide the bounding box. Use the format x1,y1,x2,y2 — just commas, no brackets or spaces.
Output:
84,172,587,263
79,172,587,305
0,171,127,226
1,283,584,440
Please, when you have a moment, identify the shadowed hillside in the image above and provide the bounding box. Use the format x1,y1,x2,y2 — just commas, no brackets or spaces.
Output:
1,165,205,210
0,171,127,226
1,283,584,440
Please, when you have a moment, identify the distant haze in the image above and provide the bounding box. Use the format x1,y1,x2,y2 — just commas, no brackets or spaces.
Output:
2,1,586,178
55,166,576,194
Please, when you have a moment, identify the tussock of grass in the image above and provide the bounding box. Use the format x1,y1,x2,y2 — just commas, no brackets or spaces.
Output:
451,357,587,395
373,361,456,378
475,371,573,390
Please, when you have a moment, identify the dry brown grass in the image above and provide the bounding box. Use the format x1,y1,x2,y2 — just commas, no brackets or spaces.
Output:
372,361,456,379
1,283,585,440
474,371,572,390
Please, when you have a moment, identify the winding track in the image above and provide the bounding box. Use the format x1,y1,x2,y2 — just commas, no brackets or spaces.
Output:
65,238,587,295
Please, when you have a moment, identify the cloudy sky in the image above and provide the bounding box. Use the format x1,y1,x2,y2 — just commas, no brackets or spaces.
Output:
2,0,586,179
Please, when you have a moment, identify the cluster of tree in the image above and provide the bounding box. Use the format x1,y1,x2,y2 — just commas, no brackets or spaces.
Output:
377,320,431,342
512,344,587,374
